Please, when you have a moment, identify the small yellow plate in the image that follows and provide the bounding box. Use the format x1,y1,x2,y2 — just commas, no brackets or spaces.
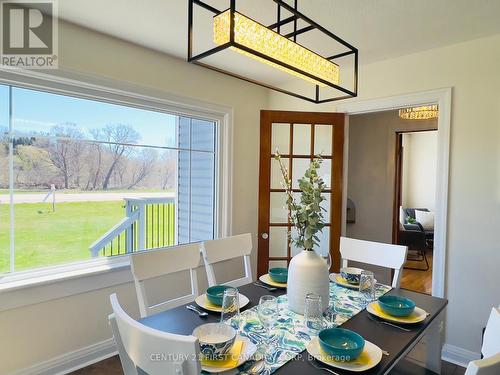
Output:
201,336,257,373
367,301,428,324
195,293,250,312
259,274,287,288
307,337,383,372
329,273,359,290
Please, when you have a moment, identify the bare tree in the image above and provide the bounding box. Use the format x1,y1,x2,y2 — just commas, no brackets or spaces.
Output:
48,123,84,189
160,150,176,189
127,148,157,189
100,124,140,190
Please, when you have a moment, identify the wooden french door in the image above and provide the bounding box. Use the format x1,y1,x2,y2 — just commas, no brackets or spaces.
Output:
257,110,345,276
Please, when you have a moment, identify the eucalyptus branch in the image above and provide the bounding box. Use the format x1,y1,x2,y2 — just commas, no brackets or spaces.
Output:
275,151,326,251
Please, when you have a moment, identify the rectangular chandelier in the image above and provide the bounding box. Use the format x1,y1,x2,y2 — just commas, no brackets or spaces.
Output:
213,10,340,87
188,0,358,103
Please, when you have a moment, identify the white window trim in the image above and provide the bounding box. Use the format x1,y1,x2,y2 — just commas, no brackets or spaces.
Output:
0,67,233,309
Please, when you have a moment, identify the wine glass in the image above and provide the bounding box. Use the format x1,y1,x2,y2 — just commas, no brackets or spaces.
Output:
359,270,375,308
258,295,278,370
220,287,241,331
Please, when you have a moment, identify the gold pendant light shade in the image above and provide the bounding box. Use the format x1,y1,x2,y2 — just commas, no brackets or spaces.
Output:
399,105,439,120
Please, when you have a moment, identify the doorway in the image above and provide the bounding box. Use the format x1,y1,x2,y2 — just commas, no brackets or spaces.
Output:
337,88,451,298
394,130,438,294
257,110,345,276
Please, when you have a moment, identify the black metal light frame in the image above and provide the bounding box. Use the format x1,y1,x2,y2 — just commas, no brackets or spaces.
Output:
188,0,358,103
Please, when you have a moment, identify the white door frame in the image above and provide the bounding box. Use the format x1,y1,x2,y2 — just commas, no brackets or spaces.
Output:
336,88,452,298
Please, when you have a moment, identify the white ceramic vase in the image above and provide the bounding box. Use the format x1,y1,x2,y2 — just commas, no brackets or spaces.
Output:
287,250,330,315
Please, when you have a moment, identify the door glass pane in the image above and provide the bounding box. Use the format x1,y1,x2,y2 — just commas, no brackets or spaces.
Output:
292,158,309,189
314,124,333,156
271,157,288,189
290,227,301,256
315,228,330,257
269,260,288,268
321,193,331,223
293,124,310,155
318,159,332,188
269,226,288,257
271,123,290,154
270,192,288,223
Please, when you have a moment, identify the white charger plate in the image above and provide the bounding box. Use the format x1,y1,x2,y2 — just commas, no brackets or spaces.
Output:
367,301,428,324
201,336,257,373
329,273,359,290
259,274,287,288
195,293,250,312
307,336,383,372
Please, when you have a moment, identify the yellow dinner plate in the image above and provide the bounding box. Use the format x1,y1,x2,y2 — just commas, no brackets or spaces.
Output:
195,293,250,312
307,337,383,372
259,274,287,288
367,301,428,324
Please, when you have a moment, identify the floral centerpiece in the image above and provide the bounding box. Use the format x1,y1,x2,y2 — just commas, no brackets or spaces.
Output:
276,153,330,314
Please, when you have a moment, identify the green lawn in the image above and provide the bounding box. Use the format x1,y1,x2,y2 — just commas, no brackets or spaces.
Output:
0,201,175,273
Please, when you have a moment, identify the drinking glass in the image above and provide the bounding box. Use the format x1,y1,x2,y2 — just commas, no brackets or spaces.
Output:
359,270,375,308
220,287,241,331
258,295,278,370
304,293,324,334
323,298,337,328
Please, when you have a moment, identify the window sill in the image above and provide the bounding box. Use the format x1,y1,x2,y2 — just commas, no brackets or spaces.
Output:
0,258,134,312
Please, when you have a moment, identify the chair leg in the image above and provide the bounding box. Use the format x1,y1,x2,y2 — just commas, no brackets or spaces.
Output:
404,249,430,271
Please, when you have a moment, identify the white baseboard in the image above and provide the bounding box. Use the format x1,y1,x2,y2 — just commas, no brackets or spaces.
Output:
12,338,117,375
442,343,481,368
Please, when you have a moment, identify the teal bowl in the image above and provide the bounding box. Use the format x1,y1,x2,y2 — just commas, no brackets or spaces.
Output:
206,285,230,306
269,267,288,283
378,295,416,317
318,328,365,361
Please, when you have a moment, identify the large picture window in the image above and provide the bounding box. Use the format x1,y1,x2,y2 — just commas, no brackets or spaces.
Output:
0,84,217,274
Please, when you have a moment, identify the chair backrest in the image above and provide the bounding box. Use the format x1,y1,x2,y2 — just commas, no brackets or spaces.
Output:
482,307,500,358
109,294,201,375
201,233,253,287
465,353,500,375
339,237,408,288
130,243,201,317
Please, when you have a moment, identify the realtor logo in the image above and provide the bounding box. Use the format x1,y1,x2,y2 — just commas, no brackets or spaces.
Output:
1,0,58,68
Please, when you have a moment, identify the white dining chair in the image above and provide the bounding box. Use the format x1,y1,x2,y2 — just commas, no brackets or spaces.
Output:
201,233,253,287
109,293,201,375
339,236,408,288
465,353,500,375
130,243,201,318
482,307,500,358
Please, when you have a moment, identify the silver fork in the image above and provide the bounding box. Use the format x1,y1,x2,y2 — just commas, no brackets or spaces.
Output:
310,361,341,375
253,282,277,291
186,304,208,317
368,314,411,332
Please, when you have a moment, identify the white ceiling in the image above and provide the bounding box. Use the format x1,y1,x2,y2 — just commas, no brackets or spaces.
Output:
59,0,500,63
58,0,500,88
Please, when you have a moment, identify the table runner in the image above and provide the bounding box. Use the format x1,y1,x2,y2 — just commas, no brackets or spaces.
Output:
220,282,391,374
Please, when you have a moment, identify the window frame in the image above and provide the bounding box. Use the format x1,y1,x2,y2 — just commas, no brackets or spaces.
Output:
0,68,233,293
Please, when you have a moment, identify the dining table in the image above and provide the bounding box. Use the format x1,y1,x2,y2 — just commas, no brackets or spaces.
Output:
140,282,447,374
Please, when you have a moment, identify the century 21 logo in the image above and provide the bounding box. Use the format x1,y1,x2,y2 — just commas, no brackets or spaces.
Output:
2,1,54,54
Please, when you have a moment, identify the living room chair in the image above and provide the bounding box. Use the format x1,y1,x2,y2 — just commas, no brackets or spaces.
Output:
130,243,201,318
201,233,253,287
340,237,408,288
109,294,201,375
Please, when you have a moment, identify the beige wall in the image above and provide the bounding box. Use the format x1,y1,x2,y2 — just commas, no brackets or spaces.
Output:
0,21,268,374
270,33,500,356
346,110,436,244
402,131,438,210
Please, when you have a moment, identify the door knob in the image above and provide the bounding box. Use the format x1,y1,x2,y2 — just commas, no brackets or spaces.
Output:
261,233,269,240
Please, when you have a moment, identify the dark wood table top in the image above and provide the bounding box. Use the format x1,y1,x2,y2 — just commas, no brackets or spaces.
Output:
140,283,448,374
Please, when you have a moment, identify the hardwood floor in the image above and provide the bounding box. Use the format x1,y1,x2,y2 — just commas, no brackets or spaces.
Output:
401,249,433,295
70,355,466,375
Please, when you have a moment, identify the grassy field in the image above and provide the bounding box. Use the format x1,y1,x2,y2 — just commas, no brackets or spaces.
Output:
0,201,175,273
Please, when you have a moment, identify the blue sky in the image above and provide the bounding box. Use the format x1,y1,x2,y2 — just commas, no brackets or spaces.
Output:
0,85,177,148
